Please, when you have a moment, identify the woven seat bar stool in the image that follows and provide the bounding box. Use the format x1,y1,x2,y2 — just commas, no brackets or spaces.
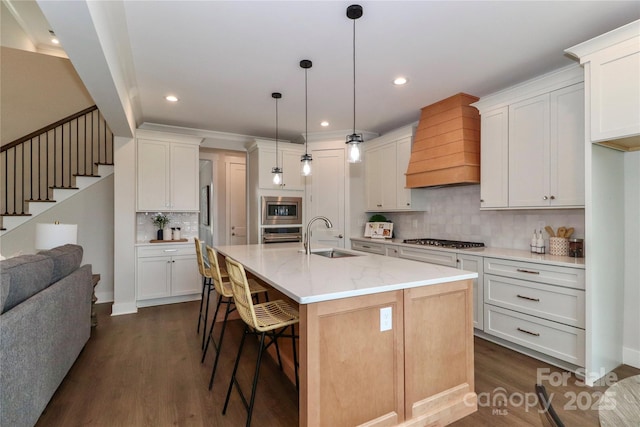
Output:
195,237,224,349
222,257,299,427
201,245,269,391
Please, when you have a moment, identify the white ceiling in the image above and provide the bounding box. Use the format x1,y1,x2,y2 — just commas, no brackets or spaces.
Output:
7,1,640,143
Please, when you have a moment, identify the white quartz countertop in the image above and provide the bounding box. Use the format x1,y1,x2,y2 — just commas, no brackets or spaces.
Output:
350,237,586,269
215,243,477,304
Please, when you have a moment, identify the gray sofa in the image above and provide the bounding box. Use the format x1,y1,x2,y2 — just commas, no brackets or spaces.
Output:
0,244,93,427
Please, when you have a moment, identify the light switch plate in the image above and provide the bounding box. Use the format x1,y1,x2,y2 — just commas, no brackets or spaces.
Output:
380,307,392,331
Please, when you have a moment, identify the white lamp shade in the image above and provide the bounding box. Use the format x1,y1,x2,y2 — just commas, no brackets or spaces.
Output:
35,223,78,250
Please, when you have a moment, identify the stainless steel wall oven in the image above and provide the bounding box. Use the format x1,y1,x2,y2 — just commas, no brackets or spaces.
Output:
262,227,302,244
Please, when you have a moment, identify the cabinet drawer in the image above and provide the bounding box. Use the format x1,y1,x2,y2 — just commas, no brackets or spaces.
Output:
484,305,585,366
137,244,196,258
484,257,584,289
398,247,457,267
351,240,385,255
485,274,585,328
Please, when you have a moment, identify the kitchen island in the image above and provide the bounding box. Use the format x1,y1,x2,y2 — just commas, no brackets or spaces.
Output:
215,243,478,427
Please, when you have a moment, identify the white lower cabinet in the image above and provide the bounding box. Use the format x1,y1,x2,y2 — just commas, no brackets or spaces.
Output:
136,244,200,305
457,254,484,330
397,246,457,267
351,239,386,255
483,257,585,366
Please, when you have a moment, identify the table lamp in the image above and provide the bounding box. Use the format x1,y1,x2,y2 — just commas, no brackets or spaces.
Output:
35,222,78,250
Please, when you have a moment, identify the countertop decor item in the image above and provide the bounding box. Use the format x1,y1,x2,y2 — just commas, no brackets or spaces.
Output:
151,212,169,240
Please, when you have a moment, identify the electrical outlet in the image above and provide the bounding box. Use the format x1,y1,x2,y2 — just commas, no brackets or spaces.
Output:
380,307,392,331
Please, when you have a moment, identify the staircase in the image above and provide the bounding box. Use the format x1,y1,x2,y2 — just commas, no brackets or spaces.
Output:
1,106,114,234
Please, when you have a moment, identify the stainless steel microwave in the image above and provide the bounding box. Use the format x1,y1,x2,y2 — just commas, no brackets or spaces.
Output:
261,196,302,225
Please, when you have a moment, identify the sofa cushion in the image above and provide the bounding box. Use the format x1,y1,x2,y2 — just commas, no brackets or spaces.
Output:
0,254,54,313
38,244,83,284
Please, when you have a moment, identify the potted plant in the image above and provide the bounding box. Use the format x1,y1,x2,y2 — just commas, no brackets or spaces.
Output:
151,213,170,240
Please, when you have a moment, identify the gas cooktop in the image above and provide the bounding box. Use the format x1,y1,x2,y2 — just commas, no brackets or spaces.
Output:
402,238,485,249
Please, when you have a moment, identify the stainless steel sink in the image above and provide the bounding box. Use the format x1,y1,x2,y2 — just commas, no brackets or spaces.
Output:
312,249,361,259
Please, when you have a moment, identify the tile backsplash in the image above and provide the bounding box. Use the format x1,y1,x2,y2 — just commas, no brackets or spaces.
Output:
366,185,585,251
136,212,199,242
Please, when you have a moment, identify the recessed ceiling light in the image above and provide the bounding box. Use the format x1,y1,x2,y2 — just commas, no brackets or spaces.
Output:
51,38,60,45
165,95,179,102
320,121,329,127
393,77,408,86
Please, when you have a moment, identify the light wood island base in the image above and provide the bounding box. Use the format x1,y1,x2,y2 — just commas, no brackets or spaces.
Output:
299,279,476,427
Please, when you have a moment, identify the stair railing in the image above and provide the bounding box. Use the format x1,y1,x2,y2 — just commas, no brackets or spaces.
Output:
1,105,114,217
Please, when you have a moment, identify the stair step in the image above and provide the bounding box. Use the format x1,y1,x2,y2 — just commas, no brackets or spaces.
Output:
73,174,101,178
96,162,114,166
26,199,56,203
1,213,32,217
50,186,80,190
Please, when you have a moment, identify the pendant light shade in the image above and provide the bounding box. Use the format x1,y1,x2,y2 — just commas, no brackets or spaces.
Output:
271,92,283,185
346,4,364,163
300,59,313,176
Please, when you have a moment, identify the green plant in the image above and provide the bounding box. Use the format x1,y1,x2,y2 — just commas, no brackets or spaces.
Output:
151,212,169,229
369,214,388,222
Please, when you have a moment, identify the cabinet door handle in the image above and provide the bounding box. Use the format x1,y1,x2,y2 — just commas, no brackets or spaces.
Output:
480,199,484,203
517,327,540,337
543,196,548,200
550,195,555,200
164,249,178,252
362,245,370,249
406,203,410,206
517,294,540,302
377,204,382,207
338,234,343,239
517,268,540,275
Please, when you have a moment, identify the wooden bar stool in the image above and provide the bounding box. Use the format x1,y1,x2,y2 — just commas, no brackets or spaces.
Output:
201,245,268,391
195,237,220,349
222,257,299,427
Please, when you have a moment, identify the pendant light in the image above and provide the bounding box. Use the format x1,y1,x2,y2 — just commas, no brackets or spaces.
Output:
271,92,283,185
346,4,364,163
300,59,313,176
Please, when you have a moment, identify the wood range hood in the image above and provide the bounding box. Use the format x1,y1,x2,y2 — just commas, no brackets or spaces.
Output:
406,93,481,188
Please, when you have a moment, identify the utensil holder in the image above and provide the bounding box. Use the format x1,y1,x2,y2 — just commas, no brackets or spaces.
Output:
549,237,569,256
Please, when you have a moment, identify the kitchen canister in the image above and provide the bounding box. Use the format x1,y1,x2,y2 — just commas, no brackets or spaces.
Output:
549,237,569,256
569,238,584,257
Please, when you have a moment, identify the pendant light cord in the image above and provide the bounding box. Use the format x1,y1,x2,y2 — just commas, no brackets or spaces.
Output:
352,17,356,135
305,67,309,156
275,96,279,168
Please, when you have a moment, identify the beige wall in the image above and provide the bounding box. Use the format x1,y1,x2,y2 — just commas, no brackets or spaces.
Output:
1,46,94,145
0,174,114,303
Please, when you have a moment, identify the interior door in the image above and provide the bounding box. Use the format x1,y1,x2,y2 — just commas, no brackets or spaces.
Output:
307,148,345,248
227,161,247,245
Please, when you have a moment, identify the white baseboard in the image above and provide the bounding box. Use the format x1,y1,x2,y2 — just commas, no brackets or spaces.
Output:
623,346,640,369
111,301,138,316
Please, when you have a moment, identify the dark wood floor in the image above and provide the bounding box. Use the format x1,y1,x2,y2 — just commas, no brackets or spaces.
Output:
36,301,638,427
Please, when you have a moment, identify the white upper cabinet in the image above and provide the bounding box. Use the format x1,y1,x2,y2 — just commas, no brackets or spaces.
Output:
364,125,427,211
508,94,550,207
472,65,585,209
479,107,509,208
136,130,201,212
251,141,305,191
566,19,640,150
